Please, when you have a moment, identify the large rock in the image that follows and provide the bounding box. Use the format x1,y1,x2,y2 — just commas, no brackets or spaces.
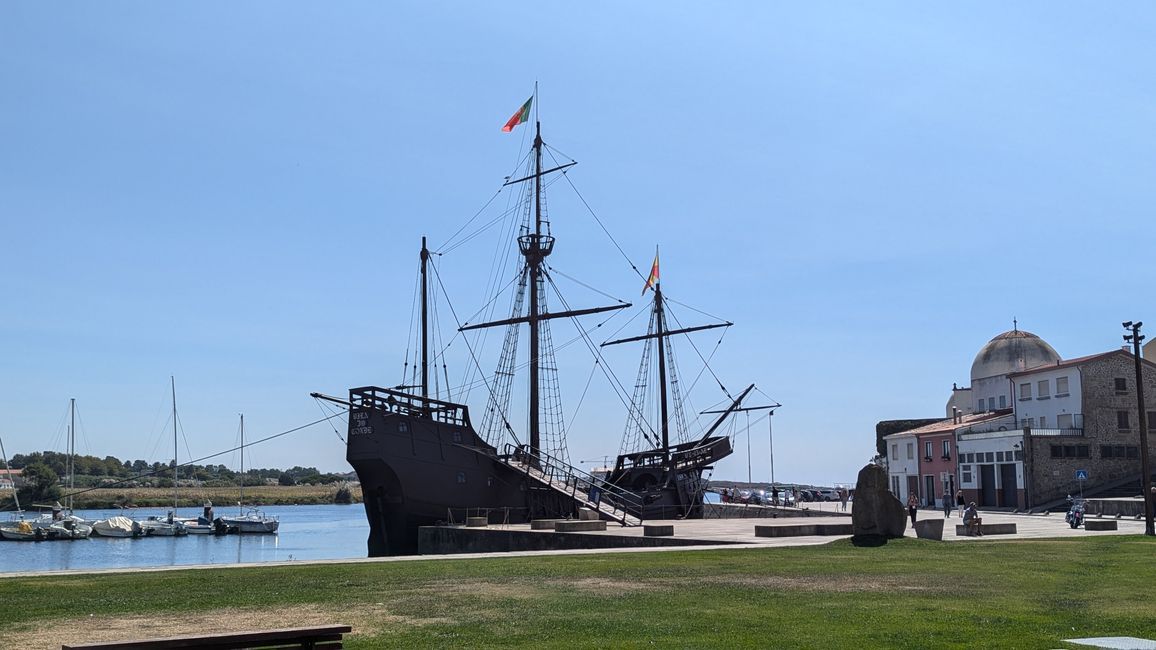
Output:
851,464,907,546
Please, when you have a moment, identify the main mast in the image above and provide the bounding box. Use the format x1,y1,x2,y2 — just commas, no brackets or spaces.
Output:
655,284,670,463
68,397,75,512
525,121,549,454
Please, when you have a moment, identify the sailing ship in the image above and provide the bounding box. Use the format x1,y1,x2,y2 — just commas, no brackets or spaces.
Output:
315,103,751,556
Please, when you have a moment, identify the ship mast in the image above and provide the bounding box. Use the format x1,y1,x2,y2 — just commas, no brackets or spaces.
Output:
420,236,430,401
459,114,629,461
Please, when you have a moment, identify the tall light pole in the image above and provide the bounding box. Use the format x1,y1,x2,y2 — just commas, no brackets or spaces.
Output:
1124,321,1154,536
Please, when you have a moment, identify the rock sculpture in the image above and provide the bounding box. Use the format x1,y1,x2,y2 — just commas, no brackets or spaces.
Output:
851,463,907,546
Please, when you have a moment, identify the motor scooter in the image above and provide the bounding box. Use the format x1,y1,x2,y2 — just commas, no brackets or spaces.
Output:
1065,496,1085,529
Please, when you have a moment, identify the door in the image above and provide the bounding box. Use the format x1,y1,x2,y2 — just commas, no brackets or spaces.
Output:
979,464,997,507
999,463,1018,508
906,476,919,503
924,475,936,507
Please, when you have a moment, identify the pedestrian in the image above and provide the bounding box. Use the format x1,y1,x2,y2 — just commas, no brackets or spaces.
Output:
942,493,952,518
956,489,966,517
839,488,848,512
907,492,918,527
772,486,780,506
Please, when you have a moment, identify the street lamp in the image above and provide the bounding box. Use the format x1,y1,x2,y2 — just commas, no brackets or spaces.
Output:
1123,321,1154,536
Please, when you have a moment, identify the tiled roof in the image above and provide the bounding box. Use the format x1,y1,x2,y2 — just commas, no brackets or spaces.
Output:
882,411,1009,439
1008,348,1156,377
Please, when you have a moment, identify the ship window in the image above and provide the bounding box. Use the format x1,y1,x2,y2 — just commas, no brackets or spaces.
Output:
452,430,462,443
398,421,409,433
456,472,466,484
487,476,494,487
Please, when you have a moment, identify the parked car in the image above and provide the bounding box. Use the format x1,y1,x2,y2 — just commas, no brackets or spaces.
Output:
819,488,841,501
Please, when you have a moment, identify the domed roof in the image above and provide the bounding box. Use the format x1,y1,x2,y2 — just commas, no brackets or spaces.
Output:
970,329,1060,381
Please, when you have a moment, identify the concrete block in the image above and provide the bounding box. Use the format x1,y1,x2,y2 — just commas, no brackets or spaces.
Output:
555,520,607,532
577,508,600,521
1085,519,1118,531
466,517,488,528
530,519,559,530
955,523,1016,536
755,523,853,537
644,524,674,537
914,519,944,541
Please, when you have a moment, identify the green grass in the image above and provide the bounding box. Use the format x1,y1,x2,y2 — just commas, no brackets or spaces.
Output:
5,536,1156,648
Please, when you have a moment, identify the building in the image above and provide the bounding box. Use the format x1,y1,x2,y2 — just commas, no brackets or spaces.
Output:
0,468,20,491
880,326,1156,511
1011,349,1156,506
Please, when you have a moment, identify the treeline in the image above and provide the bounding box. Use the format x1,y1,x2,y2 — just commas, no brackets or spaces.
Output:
6,450,350,502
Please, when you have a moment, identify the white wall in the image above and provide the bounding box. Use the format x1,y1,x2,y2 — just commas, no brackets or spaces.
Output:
972,374,1012,413
1011,366,1082,430
956,432,1024,491
884,432,920,502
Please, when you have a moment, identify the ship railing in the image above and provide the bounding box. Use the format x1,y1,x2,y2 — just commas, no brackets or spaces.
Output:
501,444,644,527
349,386,470,427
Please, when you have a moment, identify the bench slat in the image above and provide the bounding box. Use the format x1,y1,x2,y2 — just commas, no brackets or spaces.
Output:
62,625,351,650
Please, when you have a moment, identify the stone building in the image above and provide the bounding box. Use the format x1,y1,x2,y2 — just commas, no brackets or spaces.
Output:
1011,349,1156,506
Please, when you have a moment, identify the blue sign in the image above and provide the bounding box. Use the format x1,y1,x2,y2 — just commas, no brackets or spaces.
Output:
1075,469,1089,481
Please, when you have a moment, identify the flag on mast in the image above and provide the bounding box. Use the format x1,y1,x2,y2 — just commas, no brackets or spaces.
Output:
501,97,533,132
642,251,660,295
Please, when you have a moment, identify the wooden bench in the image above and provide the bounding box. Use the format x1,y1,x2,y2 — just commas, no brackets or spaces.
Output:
955,523,1016,536
61,625,352,649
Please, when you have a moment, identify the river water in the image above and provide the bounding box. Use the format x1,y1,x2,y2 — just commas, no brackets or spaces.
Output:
0,504,369,574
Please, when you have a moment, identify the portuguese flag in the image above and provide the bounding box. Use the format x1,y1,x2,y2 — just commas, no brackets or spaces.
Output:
502,97,533,132
642,251,660,295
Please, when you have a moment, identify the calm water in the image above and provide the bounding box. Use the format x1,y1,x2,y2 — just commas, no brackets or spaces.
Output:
0,504,369,574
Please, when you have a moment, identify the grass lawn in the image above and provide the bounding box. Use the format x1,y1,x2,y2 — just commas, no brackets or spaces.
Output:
5,536,1155,649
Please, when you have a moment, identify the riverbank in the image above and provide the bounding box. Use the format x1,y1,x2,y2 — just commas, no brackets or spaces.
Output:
55,484,362,509
5,536,1156,648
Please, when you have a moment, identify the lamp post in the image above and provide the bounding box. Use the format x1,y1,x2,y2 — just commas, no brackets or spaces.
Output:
1123,321,1154,536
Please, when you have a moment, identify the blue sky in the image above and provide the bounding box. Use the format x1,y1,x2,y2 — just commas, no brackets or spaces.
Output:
2,3,1154,484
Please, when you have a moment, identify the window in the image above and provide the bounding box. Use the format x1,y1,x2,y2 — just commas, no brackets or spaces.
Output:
999,395,1007,409
1028,418,1035,428
1014,449,1023,461
978,399,985,412
1037,379,1050,399
1077,445,1089,458
397,421,409,433
1056,376,1069,395
996,451,1005,462
456,471,467,484
1149,411,1156,432
907,443,914,460
1057,413,1073,429
891,444,898,461
1128,446,1140,459
1115,377,1128,392
1019,383,1032,400
986,452,995,463
925,441,933,460
1039,415,1047,428
962,466,972,483
891,476,900,495
1118,411,1131,430
966,453,975,463
988,397,996,411
1051,445,1063,458
452,430,462,443
942,440,951,458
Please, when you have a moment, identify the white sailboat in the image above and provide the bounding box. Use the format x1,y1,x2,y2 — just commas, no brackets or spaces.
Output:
218,414,278,534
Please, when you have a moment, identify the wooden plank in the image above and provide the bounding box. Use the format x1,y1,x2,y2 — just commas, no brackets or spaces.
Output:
62,625,351,649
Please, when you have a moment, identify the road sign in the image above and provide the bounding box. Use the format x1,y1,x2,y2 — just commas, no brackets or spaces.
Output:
1075,469,1089,481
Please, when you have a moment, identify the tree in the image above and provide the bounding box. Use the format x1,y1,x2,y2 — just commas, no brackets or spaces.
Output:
18,462,61,504
277,472,296,486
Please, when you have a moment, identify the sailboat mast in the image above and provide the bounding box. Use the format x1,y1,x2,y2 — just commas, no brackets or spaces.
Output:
420,236,430,401
0,437,20,514
655,285,670,463
68,397,75,511
239,414,244,513
171,376,178,512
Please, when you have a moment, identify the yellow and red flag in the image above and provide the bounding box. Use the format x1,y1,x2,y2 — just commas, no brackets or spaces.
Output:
501,97,533,132
642,251,660,295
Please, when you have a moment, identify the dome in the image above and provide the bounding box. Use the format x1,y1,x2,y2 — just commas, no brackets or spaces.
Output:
970,329,1060,381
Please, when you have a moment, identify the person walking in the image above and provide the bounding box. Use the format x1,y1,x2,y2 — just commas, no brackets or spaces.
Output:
956,489,966,517
839,488,849,512
907,492,918,527
942,492,952,517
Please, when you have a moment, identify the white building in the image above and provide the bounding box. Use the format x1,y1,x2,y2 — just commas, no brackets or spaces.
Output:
881,430,920,503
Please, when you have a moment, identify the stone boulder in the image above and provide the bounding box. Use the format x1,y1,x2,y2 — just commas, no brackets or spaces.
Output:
851,463,907,546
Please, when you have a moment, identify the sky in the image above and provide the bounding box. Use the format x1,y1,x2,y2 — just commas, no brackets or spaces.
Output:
2,3,1155,485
